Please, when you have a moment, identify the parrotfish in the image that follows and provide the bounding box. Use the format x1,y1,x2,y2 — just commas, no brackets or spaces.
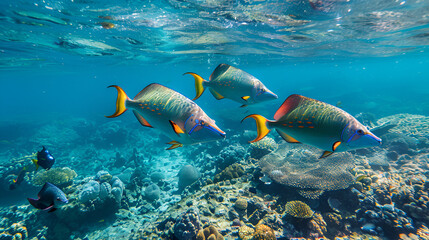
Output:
242,94,382,158
27,182,68,212
106,83,226,150
184,64,278,107
32,146,55,171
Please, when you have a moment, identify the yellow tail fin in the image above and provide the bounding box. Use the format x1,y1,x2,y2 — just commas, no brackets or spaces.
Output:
106,85,130,118
241,114,271,143
32,159,39,171
183,72,206,100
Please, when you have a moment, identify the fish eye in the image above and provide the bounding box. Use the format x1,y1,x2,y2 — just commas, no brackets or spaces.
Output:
200,120,205,125
357,129,364,135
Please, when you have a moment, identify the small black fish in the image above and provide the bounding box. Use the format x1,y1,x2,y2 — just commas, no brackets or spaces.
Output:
27,182,68,212
32,146,55,170
9,165,29,190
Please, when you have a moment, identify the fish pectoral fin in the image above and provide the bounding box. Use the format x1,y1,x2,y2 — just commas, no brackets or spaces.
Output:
209,88,225,100
276,129,301,143
332,141,341,151
169,121,185,135
319,151,334,159
166,141,183,150
133,110,153,128
241,96,250,101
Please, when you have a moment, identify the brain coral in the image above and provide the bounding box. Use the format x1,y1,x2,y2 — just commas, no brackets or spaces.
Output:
250,137,278,159
284,200,314,218
259,144,355,199
252,224,276,240
144,183,161,202
79,180,100,203
32,167,77,186
213,163,245,183
178,165,200,191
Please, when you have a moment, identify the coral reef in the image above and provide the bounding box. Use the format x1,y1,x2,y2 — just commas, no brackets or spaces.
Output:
174,208,201,240
196,225,224,240
79,180,100,203
214,163,245,183
284,200,314,219
252,224,276,240
260,146,355,198
216,144,248,170
0,222,28,240
144,183,161,202
376,114,429,137
2,113,429,240
250,137,278,159
178,165,201,191
32,167,77,186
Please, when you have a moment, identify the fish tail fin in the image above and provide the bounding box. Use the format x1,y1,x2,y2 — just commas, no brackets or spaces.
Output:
31,159,39,171
241,114,271,143
183,72,207,100
106,85,130,118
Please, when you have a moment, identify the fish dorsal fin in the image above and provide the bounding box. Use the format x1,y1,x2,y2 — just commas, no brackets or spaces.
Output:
169,120,184,135
209,63,231,81
209,88,225,100
133,110,153,128
319,151,333,159
241,96,250,101
166,140,183,150
39,182,52,198
274,94,305,121
276,129,301,143
332,141,341,151
133,83,167,100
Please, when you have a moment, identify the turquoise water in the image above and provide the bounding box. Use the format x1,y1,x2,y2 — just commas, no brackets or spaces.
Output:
1,0,429,239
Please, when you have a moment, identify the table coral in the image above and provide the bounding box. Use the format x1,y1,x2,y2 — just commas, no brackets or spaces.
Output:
260,146,355,199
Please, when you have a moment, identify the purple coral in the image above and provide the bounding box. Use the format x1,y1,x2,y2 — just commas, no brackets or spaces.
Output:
173,208,201,240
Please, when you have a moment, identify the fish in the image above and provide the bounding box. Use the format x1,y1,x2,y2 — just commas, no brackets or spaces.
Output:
242,94,382,158
259,174,272,185
184,64,278,107
27,182,68,212
106,83,226,150
9,165,29,190
99,22,115,29
32,146,55,171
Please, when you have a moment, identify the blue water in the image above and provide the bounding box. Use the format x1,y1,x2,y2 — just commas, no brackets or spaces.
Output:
1,0,429,239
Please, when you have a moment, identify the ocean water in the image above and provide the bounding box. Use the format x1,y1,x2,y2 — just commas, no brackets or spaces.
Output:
1,0,429,239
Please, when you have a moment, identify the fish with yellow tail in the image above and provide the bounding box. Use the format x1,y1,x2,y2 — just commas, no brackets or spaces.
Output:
106,83,226,150
242,94,382,158
184,63,278,107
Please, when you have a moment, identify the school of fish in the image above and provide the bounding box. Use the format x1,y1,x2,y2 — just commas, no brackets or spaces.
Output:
106,63,382,157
